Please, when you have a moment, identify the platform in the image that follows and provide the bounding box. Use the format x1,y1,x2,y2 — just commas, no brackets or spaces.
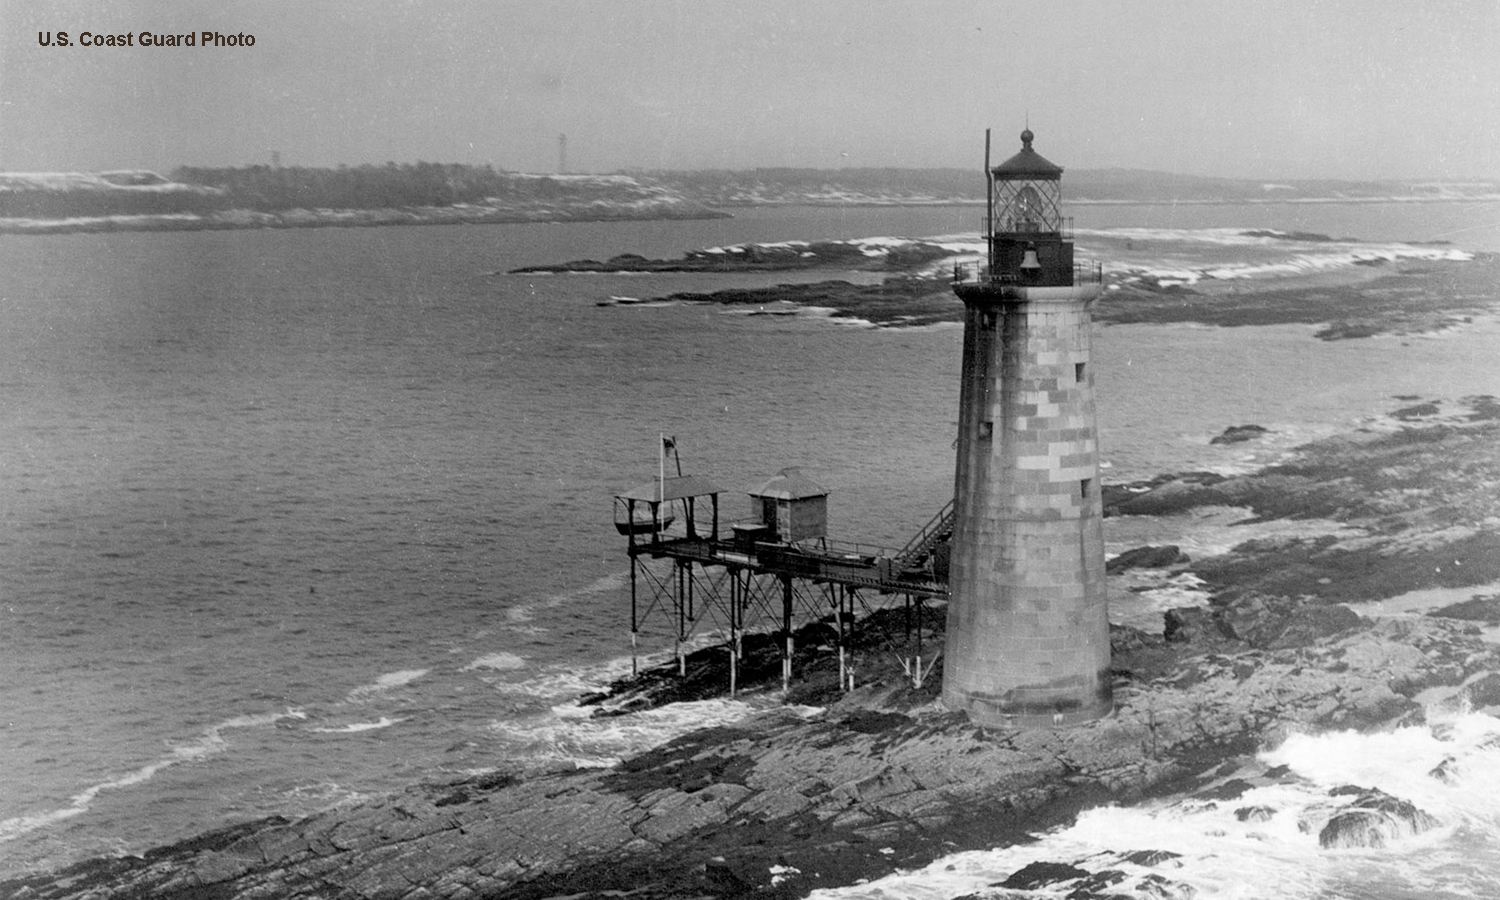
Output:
617,472,952,695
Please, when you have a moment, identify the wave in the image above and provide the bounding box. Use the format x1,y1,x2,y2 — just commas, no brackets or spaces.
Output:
0,708,304,844
812,710,1500,900
489,651,654,701
490,697,776,769
307,717,405,734
1078,226,1343,246
346,669,429,700
1104,249,1472,288
462,652,527,672
1069,226,1477,290
504,571,629,625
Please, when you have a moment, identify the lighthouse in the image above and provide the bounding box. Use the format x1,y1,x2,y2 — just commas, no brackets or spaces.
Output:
943,128,1111,727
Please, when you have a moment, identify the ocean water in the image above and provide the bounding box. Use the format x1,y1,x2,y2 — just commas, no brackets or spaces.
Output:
1,201,1498,891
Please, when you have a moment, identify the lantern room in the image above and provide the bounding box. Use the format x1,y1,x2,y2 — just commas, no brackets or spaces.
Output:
987,129,1075,287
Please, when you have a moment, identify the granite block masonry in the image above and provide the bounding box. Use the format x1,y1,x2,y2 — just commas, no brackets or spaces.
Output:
945,129,1111,726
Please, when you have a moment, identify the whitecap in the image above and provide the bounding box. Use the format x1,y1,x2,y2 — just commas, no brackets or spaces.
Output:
504,571,628,625
462,652,527,672
1103,241,1472,289
347,669,429,699
308,717,404,734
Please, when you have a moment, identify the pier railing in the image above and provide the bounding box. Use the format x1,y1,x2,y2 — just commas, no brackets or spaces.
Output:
634,533,948,600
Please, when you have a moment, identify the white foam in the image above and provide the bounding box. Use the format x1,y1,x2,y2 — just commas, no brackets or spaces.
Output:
813,712,1500,900
1080,226,1314,246
505,571,627,624
550,703,596,720
308,717,404,734
493,652,646,701
348,669,429,699
490,697,766,768
462,652,527,672
1103,242,1472,288
1264,713,1500,830
1108,571,1212,632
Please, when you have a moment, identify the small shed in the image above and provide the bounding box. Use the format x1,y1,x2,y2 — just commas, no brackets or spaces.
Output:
746,467,829,543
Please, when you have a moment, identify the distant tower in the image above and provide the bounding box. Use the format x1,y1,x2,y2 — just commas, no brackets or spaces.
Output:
943,128,1111,727
558,134,568,174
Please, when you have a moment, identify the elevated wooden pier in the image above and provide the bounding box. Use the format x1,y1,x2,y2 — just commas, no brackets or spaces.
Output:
618,469,952,694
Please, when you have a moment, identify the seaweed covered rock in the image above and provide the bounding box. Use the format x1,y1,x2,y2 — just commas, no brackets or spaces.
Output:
1317,789,1439,849
1219,596,1366,649
1163,606,1227,644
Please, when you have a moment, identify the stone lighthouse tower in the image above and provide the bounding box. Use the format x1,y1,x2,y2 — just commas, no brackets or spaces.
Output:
942,128,1111,727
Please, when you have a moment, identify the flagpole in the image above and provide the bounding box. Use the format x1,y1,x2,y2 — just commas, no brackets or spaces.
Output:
658,432,666,532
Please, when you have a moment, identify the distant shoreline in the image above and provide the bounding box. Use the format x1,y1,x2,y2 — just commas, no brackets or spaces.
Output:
0,205,731,236
5,194,1498,236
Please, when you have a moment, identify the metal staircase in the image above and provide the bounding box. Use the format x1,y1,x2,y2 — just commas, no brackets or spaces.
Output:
893,499,955,572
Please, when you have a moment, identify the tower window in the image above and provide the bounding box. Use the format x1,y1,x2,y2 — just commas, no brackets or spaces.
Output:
1075,362,1086,383
1081,478,1092,498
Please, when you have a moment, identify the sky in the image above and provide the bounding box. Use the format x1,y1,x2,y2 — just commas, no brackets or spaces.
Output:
2,0,1497,180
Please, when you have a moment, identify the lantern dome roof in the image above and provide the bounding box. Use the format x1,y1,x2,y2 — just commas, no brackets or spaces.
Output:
992,129,1063,180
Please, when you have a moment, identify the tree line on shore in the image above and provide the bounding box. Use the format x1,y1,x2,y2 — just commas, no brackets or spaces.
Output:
0,163,643,219
171,162,594,211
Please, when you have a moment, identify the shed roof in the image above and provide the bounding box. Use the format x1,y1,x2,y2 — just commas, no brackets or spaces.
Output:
992,129,1063,180
618,474,725,503
746,467,829,500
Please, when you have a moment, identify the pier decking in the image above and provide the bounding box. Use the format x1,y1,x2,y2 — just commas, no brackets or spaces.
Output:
618,474,952,694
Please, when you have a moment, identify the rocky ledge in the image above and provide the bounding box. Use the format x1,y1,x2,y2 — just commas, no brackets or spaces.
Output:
508,238,960,275
6,402,1499,899
6,617,1491,900
565,245,1498,338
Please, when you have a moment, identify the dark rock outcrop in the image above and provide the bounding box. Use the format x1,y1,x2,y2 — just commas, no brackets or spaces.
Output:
998,860,1091,890
1211,424,1271,445
1317,789,1439,849
1160,593,1365,652
1427,594,1500,624
1217,596,1365,650
511,239,956,274
1108,545,1190,574
1163,606,1228,645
